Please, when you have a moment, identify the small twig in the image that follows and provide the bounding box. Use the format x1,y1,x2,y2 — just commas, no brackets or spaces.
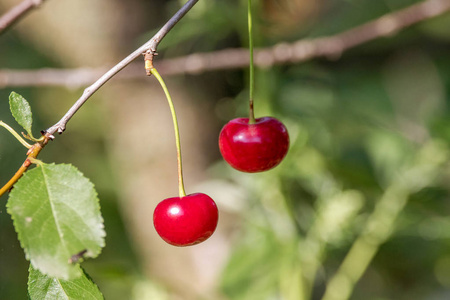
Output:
0,135,51,198
1,0,449,88
0,120,32,148
0,0,45,35
44,0,198,136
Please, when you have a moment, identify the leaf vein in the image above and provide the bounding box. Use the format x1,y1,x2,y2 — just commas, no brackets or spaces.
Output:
41,166,70,257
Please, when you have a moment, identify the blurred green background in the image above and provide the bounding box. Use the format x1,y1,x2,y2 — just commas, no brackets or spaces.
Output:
1,0,450,299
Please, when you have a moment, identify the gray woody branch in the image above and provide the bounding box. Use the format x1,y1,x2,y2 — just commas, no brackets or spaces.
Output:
43,0,198,137
0,0,45,34
1,0,450,136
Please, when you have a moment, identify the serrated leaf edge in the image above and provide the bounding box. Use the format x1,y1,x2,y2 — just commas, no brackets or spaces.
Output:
28,265,105,300
7,163,106,280
9,91,33,135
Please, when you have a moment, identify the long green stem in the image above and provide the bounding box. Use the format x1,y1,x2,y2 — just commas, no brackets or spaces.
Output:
0,121,32,149
150,68,186,198
248,0,256,124
321,184,409,300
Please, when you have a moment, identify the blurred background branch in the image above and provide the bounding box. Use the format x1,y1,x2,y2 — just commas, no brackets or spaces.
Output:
0,0,449,88
0,0,46,34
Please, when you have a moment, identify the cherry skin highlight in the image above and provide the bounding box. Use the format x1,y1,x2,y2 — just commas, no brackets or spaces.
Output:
153,193,219,246
219,117,289,173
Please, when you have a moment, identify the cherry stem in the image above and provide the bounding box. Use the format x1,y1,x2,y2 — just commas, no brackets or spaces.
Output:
248,0,256,124
150,67,187,198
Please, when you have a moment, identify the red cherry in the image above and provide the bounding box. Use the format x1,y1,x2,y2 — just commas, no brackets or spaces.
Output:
219,117,289,172
153,193,219,246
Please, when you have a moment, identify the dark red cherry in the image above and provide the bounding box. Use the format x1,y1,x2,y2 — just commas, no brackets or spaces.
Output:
153,193,218,246
219,117,289,172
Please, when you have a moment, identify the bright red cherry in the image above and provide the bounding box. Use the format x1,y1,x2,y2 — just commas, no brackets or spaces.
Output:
153,193,219,246
219,117,289,173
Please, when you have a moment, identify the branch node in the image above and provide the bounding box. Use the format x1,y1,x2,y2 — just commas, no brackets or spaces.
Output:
145,50,155,76
40,130,54,140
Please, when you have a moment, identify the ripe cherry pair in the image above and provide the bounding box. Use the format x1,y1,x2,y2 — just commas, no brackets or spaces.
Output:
154,115,289,247
153,0,289,247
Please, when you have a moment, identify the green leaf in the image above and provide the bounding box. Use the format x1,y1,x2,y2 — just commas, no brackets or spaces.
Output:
7,163,106,280
9,91,33,135
28,264,104,300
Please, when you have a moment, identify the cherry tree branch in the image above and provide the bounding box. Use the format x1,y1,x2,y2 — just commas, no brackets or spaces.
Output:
44,0,198,136
0,139,48,197
0,0,198,197
0,0,46,35
1,0,449,89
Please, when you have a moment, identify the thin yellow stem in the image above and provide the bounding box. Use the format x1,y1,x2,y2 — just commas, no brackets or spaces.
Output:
321,184,409,300
0,120,32,148
150,67,186,198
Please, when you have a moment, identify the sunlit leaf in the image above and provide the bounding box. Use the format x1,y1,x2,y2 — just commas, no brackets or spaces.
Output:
7,163,105,280
28,264,104,300
9,92,33,135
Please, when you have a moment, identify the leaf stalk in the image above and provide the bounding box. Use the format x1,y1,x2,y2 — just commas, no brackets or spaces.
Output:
0,120,32,149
